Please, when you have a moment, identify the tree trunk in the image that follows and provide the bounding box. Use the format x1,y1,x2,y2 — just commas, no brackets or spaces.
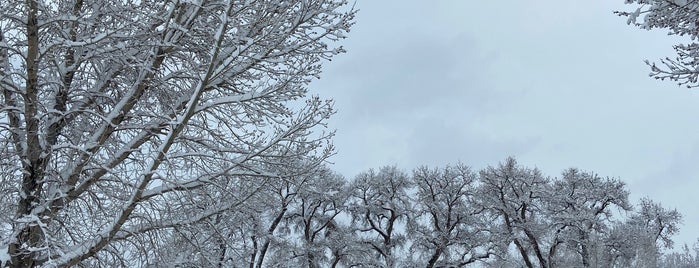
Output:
9,0,44,266
427,247,443,268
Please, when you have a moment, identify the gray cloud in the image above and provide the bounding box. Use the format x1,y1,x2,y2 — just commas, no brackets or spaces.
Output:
634,143,699,247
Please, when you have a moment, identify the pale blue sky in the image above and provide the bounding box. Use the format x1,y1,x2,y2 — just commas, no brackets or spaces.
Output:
312,1,699,248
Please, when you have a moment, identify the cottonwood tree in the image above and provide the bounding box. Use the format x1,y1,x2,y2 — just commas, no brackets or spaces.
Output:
596,198,681,268
0,0,354,267
617,0,699,87
346,166,413,268
625,198,682,267
408,164,495,268
546,169,632,267
266,166,348,268
478,157,552,268
293,170,349,268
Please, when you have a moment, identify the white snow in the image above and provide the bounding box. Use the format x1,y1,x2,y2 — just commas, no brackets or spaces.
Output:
0,246,9,267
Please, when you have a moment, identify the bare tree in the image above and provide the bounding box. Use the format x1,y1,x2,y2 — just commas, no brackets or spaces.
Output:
346,166,412,268
294,171,348,267
627,198,682,267
148,175,272,267
546,169,632,268
478,157,551,268
0,0,354,266
408,164,495,268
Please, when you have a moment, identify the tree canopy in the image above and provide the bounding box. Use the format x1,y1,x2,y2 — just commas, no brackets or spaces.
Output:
0,0,353,266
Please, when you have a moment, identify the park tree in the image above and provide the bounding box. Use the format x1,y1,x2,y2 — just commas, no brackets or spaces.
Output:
346,166,413,268
478,157,552,268
408,164,496,268
627,198,682,267
266,166,348,268
0,0,354,267
546,169,632,267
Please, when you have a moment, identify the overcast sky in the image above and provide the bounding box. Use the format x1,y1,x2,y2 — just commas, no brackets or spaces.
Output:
310,1,699,248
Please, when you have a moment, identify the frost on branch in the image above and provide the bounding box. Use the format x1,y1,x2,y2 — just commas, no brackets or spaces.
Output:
0,0,354,266
618,0,699,87
407,164,496,267
345,166,413,268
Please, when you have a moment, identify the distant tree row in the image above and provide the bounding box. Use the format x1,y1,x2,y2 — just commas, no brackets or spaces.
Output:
154,157,687,268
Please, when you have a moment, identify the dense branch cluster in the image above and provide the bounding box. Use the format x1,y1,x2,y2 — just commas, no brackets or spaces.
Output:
0,0,353,266
149,158,684,268
618,0,699,87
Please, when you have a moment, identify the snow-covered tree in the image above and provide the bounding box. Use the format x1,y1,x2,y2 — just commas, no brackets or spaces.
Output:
0,0,354,266
148,175,271,267
546,169,632,268
478,157,552,268
269,167,348,268
346,166,412,268
617,0,699,87
408,164,495,267
149,164,348,268
626,198,682,267
476,158,677,268
659,239,699,268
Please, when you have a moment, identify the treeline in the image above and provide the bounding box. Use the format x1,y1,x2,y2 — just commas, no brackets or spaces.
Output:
151,157,690,268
